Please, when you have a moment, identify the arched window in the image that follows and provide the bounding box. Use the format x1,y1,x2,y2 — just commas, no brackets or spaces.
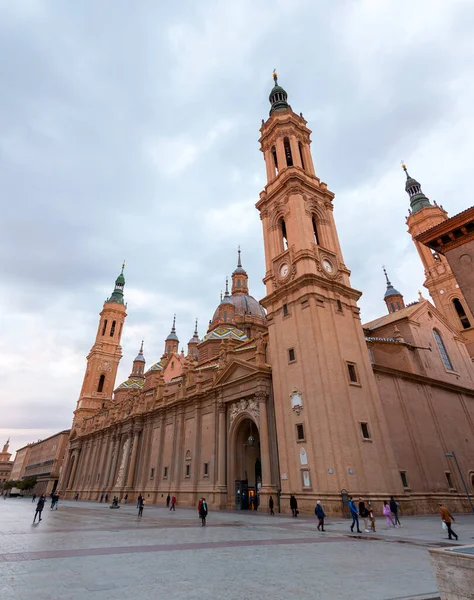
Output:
390,303,395,312
298,142,305,170
312,215,319,245
283,137,293,167
110,321,116,337
101,320,108,336
271,146,278,175
453,298,471,329
224,311,227,322
167,345,171,355
237,280,241,288
281,218,288,251
433,329,454,371
98,374,105,393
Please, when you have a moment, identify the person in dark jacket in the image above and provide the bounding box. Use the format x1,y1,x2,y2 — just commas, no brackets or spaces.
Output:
290,495,298,517
390,496,401,527
348,497,361,533
34,495,46,523
315,501,326,531
138,498,145,518
269,496,274,516
166,494,171,508
199,497,208,526
358,498,369,532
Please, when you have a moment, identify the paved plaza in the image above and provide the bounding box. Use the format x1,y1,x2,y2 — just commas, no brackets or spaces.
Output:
1,498,473,599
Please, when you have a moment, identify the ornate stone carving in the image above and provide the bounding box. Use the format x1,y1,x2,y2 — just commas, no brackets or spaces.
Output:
98,361,112,373
115,437,130,487
229,398,260,425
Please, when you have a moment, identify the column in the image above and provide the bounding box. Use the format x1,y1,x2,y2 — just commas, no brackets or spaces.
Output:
68,450,80,489
217,403,227,488
192,402,201,489
173,408,185,493
98,434,111,489
126,431,140,488
256,393,271,488
290,135,302,168
107,435,121,488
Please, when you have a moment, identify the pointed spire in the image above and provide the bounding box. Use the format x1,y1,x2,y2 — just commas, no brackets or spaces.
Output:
134,340,145,362
166,314,179,342
401,163,431,214
383,266,402,299
225,277,229,297
383,266,391,286
269,69,289,115
188,318,201,346
237,246,242,268
194,318,199,336
107,262,126,304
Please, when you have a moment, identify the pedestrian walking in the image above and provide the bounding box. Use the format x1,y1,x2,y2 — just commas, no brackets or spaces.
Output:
358,498,370,532
33,495,46,523
105,493,109,503
290,495,298,517
100,492,105,503
123,493,128,504
32,493,37,503
315,501,326,531
269,495,274,515
199,497,208,526
368,502,376,532
75,492,79,501
383,500,395,528
349,497,361,533
439,503,458,541
170,495,176,511
138,498,145,518
390,496,401,527
137,494,142,508
166,494,171,508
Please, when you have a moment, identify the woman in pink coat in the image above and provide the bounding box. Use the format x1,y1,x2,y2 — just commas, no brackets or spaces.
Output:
383,500,395,528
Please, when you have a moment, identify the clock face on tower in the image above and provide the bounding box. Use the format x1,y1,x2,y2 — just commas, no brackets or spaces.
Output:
322,259,334,274
279,263,289,278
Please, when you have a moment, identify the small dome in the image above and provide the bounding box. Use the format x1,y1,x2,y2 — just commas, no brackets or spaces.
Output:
166,331,179,341
212,293,267,323
117,377,145,390
384,285,402,299
203,326,248,342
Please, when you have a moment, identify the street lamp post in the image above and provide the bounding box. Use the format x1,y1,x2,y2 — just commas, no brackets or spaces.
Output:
445,451,474,513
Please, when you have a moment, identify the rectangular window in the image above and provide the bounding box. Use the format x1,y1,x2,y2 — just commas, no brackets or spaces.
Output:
203,462,209,477
445,471,455,489
163,466,168,479
360,422,371,440
150,467,155,480
400,471,408,488
283,303,289,317
347,362,359,383
296,423,305,441
337,299,343,312
288,348,296,363
96,473,100,482
185,464,190,478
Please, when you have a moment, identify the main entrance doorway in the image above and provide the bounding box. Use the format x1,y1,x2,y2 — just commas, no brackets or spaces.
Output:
233,418,261,510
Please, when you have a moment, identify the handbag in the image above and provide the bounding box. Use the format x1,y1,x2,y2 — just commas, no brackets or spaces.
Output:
442,521,447,530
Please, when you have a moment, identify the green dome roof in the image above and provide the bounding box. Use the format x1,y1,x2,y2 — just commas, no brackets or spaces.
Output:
269,72,289,115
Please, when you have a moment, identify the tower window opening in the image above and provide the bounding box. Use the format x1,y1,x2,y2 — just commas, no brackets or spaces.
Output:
347,362,359,383
312,216,319,245
390,303,395,312
288,348,296,362
360,422,371,440
224,311,227,322
271,146,278,174
237,280,241,288
283,303,289,317
400,471,408,488
281,218,288,250
97,374,105,393
101,320,108,336
283,137,293,167
445,471,455,489
298,142,305,170
110,320,116,337
433,329,454,371
453,298,471,329
336,299,343,312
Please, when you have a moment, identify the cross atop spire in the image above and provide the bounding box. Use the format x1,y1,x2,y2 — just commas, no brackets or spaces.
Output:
269,69,289,115
401,163,431,213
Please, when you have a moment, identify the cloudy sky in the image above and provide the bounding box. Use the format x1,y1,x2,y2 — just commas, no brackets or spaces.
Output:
2,0,474,457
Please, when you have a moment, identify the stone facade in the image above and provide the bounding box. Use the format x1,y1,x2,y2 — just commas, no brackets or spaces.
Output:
57,76,474,515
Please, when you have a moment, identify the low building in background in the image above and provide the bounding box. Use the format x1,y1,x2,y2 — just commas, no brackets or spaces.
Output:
0,440,13,486
15,431,70,496
9,444,32,481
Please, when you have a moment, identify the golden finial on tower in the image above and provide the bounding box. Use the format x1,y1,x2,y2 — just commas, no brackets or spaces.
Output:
273,68,278,84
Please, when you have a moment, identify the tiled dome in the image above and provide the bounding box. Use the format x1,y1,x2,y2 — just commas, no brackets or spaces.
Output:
117,377,145,389
145,359,166,374
212,294,266,323
203,327,248,342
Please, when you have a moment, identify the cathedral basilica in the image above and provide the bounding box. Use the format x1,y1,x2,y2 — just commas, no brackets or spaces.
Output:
58,75,474,514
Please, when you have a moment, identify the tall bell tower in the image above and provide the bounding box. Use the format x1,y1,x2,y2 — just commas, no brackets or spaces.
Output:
72,265,127,430
405,165,474,357
257,73,402,508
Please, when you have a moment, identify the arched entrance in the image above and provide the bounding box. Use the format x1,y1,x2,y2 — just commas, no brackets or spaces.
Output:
231,417,261,510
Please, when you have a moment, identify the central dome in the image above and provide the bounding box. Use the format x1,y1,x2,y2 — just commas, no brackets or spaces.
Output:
212,293,266,322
